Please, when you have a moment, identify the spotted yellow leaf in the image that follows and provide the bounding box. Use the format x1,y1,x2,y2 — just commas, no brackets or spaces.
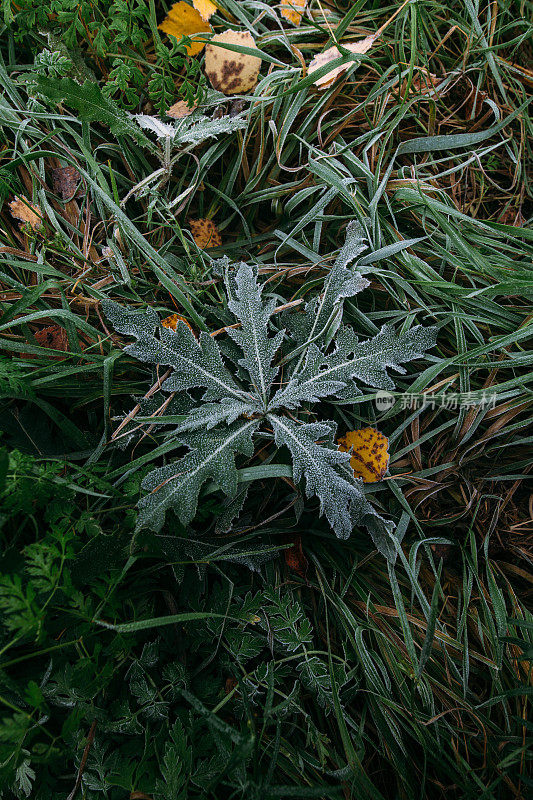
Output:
158,1,212,56
161,313,194,334
280,0,306,26
205,30,261,95
337,427,389,483
309,35,376,89
192,0,217,21
8,196,43,229
189,218,222,248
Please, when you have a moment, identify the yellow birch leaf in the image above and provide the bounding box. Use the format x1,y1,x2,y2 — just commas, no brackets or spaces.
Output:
192,0,217,21
167,99,197,118
8,196,43,229
158,1,212,56
205,30,261,95
309,35,376,89
189,218,222,248
337,427,389,483
280,0,306,27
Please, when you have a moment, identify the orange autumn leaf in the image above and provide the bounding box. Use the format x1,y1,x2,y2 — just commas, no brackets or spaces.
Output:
337,427,389,483
189,218,222,248
192,0,217,21
158,1,212,56
8,196,43,230
161,313,194,334
280,0,306,27
204,30,261,95
309,35,376,89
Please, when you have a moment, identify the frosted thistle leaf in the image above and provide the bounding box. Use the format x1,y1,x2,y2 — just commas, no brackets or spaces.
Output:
102,303,247,403
215,483,250,533
357,508,396,562
104,243,438,556
113,392,194,450
102,300,159,339
133,115,179,139
173,114,247,147
272,323,438,410
270,342,356,410
329,324,439,390
268,415,364,540
131,112,247,148
174,398,260,433
227,263,284,404
137,419,259,532
284,220,370,350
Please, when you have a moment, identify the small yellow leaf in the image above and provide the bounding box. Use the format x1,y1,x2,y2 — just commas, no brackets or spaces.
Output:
205,30,261,95
161,313,194,334
309,35,376,89
192,0,217,21
158,1,212,56
167,99,197,118
337,427,389,483
8,196,43,229
280,0,306,27
189,218,222,248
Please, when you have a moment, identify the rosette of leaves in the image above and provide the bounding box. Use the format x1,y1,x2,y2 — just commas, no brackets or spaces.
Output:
103,223,437,558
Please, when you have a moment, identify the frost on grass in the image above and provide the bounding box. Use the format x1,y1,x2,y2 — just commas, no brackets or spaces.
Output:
103,224,437,557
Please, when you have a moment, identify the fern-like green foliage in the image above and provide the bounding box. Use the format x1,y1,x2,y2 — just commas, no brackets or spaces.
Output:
35,78,247,152
35,77,152,148
103,224,437,558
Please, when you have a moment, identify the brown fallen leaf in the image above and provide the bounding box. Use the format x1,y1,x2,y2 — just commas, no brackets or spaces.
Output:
337,427,390,483
8,196,43,230
189,218,222,248
34,325,69,356
167,99,197,119
51,166,81,200
205,30,261,95
192,0,217,21
284,534,308,580
411,71,439,94
309,35,377,89
498,206,525,227
158,1,212,56
280,0,306,26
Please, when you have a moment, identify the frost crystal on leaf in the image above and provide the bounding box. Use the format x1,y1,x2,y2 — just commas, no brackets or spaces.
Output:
104,225,437,557
133,112,248,148
137,420,259,532
284,219,370,352
226,262,284,405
